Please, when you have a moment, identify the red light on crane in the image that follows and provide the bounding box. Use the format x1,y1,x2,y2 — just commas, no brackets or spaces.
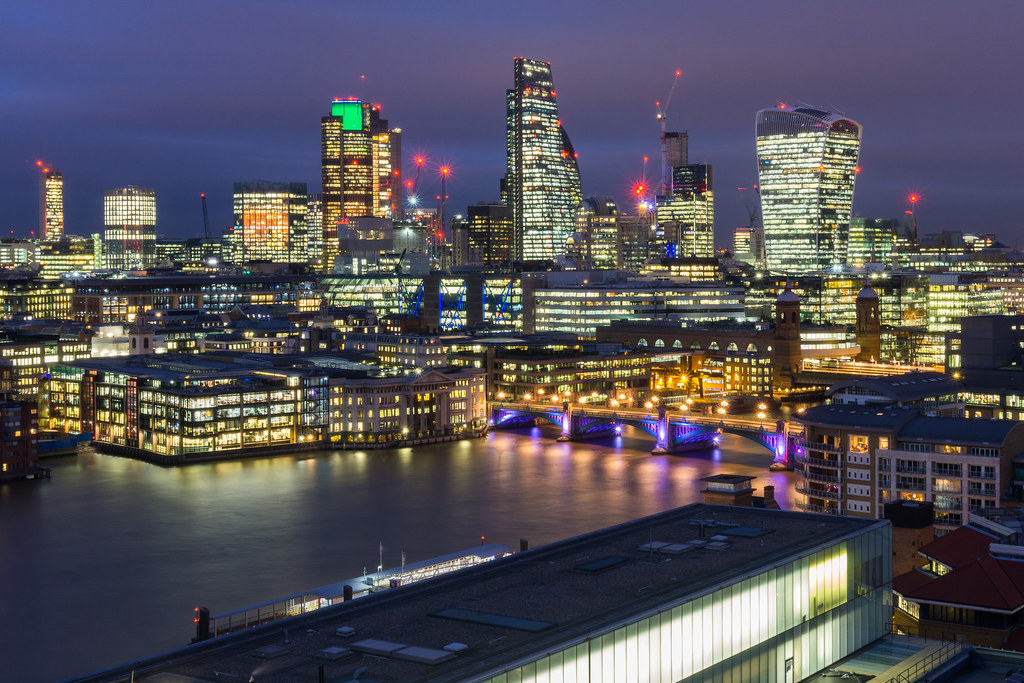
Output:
675,70,681,77
36,160,43,167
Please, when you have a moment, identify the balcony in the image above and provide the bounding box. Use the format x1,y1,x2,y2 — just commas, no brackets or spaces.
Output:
804,441,844,455
895,483,927,492
796,454,844,469
896,465,926,475
796,484,844,501
794,500,842,515
803,469,844,485
968,486,997,496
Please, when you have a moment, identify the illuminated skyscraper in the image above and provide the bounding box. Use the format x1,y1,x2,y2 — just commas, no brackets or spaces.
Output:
657,164,714,258
39,168,64,241
506,58,582,262
104,186,156,270
756,106,862,273
571,197,619,270
321,99,394,271
232,182,309,263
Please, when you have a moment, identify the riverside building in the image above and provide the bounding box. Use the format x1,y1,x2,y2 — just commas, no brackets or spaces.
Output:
76,504,895,683
796,403,1024,532
756,106,862,274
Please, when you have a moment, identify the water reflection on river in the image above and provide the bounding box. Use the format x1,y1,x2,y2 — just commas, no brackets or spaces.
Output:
0,427,797,682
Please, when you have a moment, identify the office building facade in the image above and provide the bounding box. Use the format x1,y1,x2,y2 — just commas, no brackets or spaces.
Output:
506,58,582,262
232,182,309,263
570,197,619,270
103,186,157,271
657,164,714,259
756,106,862,274
321,99,394,270
40,168,64,241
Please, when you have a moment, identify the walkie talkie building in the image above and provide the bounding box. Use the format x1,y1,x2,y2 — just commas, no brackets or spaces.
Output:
756,106,861,274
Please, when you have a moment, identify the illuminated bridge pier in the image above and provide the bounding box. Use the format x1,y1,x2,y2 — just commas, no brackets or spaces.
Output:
489,402,796,468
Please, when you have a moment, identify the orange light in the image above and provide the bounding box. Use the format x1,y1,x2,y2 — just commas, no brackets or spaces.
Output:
854,167,861,173
415,157,424,165
200,193,205,198
440,166,450,175
43,168,49,173
675,70,681,77
35,160,43,166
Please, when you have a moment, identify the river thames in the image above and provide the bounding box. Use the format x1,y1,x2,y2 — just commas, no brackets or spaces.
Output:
0,427,798,682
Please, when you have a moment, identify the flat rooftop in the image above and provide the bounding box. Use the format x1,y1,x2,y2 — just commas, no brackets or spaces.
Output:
80,505,882,683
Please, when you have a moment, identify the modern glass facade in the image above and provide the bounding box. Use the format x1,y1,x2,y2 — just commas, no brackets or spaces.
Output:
232,182,308,263
507,58,583,262
571,197,619,270
103,186,157,271
479,524,891,683
756,107,862,274
321,99,393,270
40,169,64,241
657,164,715,259
528,282,745,338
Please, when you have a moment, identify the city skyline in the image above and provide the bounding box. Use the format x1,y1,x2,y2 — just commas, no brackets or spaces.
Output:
2,1,1022,247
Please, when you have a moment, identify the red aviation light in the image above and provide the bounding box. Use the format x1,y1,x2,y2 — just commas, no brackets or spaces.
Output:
36,160,43,167
440,166,450,176
908,193,920,204
634,184,645,196
675,70,682,77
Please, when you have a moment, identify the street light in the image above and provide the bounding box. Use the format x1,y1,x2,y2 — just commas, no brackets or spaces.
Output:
610,399,619,408
523,393,532,401
497,391,505,401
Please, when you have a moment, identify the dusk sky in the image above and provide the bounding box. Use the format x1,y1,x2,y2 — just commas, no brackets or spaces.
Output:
3,1,1022,247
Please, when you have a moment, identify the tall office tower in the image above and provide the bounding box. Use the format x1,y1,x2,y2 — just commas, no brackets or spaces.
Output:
755,106,862,273
321,99,394,270
232,182,308,263
39,168,64,241
617,214,652,273
464,202,514,265
657,164,714,258
390,128,403,219
732,226,767,266
571,197,619,270
103,186,156,270
665,132,688,181
306,194,323,264
506,57,582,262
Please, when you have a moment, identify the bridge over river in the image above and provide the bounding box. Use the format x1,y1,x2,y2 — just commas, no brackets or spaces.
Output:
489,401,800,469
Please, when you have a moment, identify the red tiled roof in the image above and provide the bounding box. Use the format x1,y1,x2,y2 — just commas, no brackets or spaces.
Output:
917,525,995,569
893,569,934,595
1004,626,1024,653
901,555,1024,612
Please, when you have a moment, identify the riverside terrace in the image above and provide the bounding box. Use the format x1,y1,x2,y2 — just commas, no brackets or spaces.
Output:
74,505,893,683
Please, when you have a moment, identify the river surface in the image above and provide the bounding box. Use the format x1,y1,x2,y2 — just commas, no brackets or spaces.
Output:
0,427,797,683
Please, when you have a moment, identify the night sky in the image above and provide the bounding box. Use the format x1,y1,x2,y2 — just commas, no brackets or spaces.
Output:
3,1,1022,247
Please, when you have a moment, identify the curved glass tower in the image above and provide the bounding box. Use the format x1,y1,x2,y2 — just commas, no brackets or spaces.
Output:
507,58,582,263
756,106,861,274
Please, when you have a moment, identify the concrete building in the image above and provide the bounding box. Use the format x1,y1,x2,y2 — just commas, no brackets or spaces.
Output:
73,504,894,683
796,403,1024,532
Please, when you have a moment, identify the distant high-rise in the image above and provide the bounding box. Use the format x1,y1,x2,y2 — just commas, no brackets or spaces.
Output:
506,58,582,262
665,132,688,181
233,182,308,263
465,202,514,266
657,164,714,258
756,106,862,273
571,197,620,270
104,186,156,270
321,99,394,270
39,168,64,241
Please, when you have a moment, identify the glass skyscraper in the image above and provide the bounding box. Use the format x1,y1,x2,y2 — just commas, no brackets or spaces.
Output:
506,58,582,263
104,186,156,271
232,182,309,263
321,99,394,271
756,106,862,274
656,164,714,259
40,168,64,241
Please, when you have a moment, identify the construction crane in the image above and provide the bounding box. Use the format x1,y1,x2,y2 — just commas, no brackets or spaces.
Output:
655,70,682,196
200,193,210,241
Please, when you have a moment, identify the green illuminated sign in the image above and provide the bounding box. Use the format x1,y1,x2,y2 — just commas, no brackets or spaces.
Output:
331,100,363,131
